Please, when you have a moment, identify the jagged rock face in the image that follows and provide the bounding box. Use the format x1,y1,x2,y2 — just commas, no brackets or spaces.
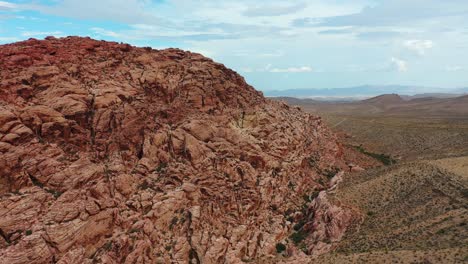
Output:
0,37,356,263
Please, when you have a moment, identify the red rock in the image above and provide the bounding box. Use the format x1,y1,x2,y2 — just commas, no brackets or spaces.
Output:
0,37,366,262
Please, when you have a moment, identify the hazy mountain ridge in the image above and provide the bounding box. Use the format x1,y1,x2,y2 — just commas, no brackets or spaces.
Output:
266,85,468,99
275,94,468,118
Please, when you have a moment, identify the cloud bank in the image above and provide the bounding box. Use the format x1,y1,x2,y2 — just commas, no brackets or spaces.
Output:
0,0,467,90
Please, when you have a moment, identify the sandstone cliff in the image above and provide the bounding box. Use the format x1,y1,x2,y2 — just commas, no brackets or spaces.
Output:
0,37,363,263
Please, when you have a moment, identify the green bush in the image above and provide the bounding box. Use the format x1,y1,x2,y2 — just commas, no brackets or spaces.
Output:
290,230,308,245
276,243,286,253
354,145,396,165
293,221,305,231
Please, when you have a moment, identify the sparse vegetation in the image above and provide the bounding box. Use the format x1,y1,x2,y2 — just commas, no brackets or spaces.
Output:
138,181,150,190
154,162,167,173
323,167,340,179
290,230,308,245
169,216,178,230
103,241,113,251
46,189,63,198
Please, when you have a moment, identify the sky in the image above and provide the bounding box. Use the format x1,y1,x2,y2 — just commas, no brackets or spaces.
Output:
1,0,468,93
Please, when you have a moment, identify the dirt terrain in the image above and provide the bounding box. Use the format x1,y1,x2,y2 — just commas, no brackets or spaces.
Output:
276,96,468,263
321,115,468,161
319,163,467,263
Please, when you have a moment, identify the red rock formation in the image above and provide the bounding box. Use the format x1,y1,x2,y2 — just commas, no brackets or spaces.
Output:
0,37,364,263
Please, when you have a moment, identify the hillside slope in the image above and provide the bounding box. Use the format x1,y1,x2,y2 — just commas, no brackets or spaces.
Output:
319,162,467,263
0,37,367,263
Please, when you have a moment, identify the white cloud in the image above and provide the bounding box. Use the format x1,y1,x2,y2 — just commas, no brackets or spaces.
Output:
0,36,19,43
21,31,63,37
391,57,408,72
240,67,254,73
244,64,272,72
403,39,433,55
188,48,215,58
445,66,463,72
90,27,122,38
316,0,468,28
270,66,313,73
232,49,284,57
238,64,312,73
243,2,307,17
3,0,468,90
26,0,159,24
0,1,16,10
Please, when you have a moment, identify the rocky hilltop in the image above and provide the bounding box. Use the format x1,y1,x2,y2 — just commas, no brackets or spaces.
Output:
0,37,366,263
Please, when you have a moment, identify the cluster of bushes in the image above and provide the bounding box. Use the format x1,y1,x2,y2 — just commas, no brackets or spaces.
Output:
354,145,396,165
289,230,308,245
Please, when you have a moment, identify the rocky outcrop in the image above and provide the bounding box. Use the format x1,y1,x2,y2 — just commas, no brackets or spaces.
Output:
0,37,365,263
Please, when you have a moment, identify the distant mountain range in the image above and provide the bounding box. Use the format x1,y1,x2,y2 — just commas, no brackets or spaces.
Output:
265,85,468,100
274,93,468,118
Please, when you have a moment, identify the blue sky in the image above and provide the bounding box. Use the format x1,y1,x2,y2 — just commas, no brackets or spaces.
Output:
1,0,468,92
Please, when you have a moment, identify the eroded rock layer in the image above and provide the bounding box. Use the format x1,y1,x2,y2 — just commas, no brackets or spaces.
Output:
1,37,361,263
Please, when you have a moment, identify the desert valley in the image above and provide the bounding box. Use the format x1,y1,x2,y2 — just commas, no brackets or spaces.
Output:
274,95,468,263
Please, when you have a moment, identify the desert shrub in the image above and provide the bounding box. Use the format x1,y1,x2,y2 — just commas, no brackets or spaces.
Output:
461,189,468,198
46,189,63,198
323,167,340,179
276,243,286,253
138,181,150,190
103,241,113,250
307,156,317,167
355,145,396,165
290,230,308,245
293,218,307,231
169,216,178,230
155,162,167,173
129,228,140,233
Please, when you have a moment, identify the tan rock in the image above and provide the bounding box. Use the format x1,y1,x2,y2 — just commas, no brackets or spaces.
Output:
0,37,366,263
